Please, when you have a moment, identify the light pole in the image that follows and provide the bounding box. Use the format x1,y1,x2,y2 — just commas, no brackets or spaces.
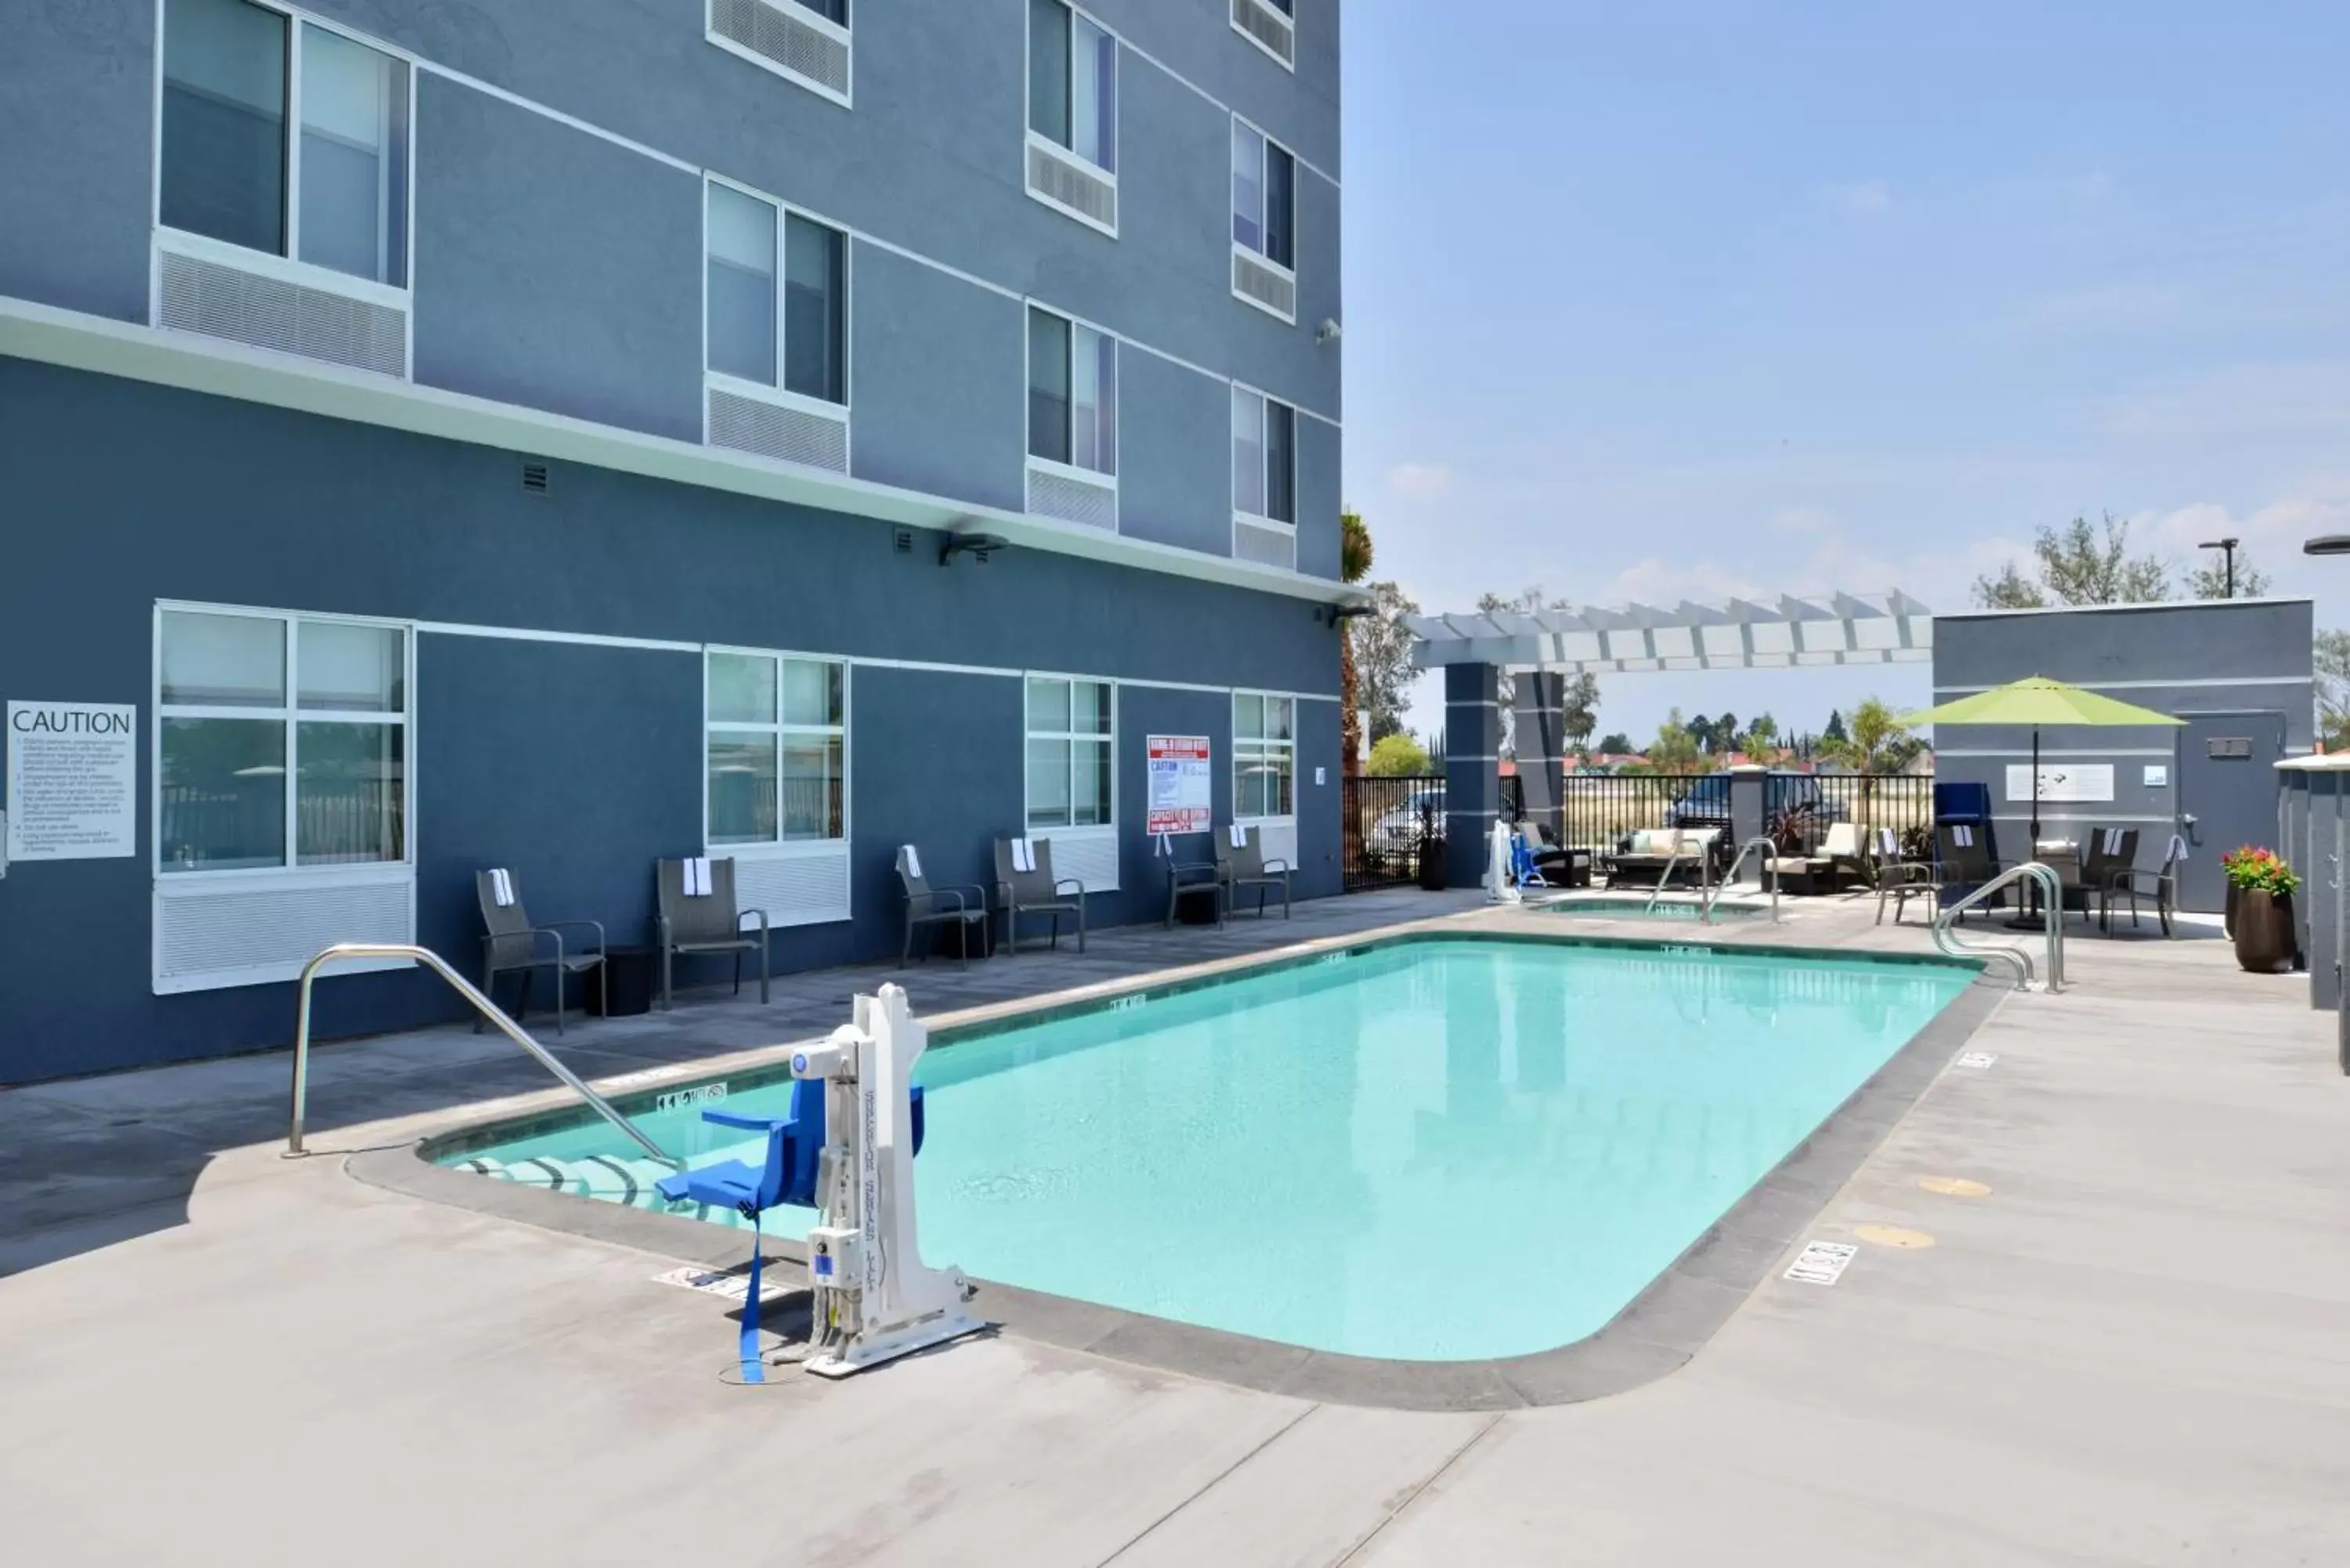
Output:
2200,536,2241,597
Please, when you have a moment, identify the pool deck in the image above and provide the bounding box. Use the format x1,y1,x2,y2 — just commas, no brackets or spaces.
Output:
5,890,2348,1565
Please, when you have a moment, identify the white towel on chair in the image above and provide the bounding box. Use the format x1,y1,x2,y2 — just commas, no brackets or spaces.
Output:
2167,833,2190,865
2102,827,2127,855
902,844,922,880
685,857,712,897
1950,825,1973,848
1877,827,1900,857
1228,824,1249,849
488,868,515,907
1155,832,1173,858
1012,838,1036,874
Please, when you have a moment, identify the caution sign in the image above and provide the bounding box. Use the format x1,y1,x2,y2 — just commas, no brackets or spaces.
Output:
7,702,138,862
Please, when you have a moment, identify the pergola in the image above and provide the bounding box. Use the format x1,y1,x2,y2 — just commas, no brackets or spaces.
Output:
1405,591,1934,674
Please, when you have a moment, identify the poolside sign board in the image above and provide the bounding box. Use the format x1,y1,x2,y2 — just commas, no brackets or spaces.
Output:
6,701,137,862
1784,1240,1858,1287
2005,763,2114,804
1147,735,1213,836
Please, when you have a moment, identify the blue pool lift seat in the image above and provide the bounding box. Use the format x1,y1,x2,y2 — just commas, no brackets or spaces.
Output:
653,1078,927,1382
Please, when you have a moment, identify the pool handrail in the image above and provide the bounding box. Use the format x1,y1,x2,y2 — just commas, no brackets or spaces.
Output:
1932,862,2064,992
1642,847,1699,913
285,941,676,1165
1704,836,1782,926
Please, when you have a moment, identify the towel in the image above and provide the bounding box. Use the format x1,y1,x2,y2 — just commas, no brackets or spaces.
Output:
1950,825,1973,848
2102,827,2127,855
1877,827,1900,856
1155,832,1173,858
1228,824,1249,849
1011,838,1036,874
488,868,515,907
2167,833,2190,865
901,844,922,880
685,857,712,897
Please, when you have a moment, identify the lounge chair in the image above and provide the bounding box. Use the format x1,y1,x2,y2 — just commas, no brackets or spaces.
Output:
1605,826,1721,889
1872,827,1936,925
474,868,606,1035
1217,824,1292,918
994,836,1086,952
2105,833,2184,938
1820,822,1869,891
655,856,771,1010
1521,821,1592,888
896,845,990,966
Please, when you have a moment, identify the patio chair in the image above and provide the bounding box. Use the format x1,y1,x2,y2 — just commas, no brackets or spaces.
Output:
1820,822,1869,891
2075,827,2142,933
2104,833,2184,938
655,856,771,1010
1217,824,1292,919
1165,853,1225,927
1871,826,1936,925
474,869,606,1035
994,836,1086,953
896,845,990,966
1932,822,2003,922
1521,821,1592,888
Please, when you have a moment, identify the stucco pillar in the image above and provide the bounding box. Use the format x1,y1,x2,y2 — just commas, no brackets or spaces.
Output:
1513,670,1566,843
1444,663,1502,888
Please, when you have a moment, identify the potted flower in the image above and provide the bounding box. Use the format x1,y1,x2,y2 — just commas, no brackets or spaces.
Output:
2225,847,2300,974
2219,846,2257,937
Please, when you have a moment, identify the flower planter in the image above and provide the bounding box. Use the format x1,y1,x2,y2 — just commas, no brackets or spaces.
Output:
1416,839,1449,891
2232,888,2296,974
2224,881,2239,938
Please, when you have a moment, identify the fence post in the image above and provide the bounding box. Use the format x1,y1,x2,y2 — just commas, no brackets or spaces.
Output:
1729,765,1766,855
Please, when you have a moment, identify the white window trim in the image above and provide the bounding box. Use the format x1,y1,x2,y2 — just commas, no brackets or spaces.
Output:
1230,382,1299,547
1231,689,1298,836
1023,300,1120,482
704,0,854,110
1022,674,1117,833
700,173,854,438
1231,0,1297,73
149,0,420,337
153,599,417,880
1023,1,1121,238
702,644,852,854
1230,114,1299,323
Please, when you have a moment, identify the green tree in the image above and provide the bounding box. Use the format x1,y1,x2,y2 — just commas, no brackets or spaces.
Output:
1350,580,1421,747
1823,709,1849,746
2187,547,2272,601
1741,713,1780,753
1972,512,2172,609
1645,710,1705,775
1596,732,1632,757
2318,630,2350,752
1821,696,1919,772
1715,713,1740,754
1561,672,1600,753
1365,733,1434,777
1338,509,1374,770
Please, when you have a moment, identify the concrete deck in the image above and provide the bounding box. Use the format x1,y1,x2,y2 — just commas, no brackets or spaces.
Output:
4,891,2347,1566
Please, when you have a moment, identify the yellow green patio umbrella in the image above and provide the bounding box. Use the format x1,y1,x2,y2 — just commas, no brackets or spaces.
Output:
1899,676,2185,846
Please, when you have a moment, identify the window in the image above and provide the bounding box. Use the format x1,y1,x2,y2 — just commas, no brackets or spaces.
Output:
706,180,848,406
707,651,847,846
1027,306,1116,476
1025,679,1114,831
1029,0,1117,176
1231,0,1296,70
1231,121,1294,270
1231,387,1296,526
705,0,853,107
157,609,409,873
161,0,410,288
1233,693,1295,821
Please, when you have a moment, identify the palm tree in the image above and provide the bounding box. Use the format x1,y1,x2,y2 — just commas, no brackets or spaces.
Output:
1339,509,1373,777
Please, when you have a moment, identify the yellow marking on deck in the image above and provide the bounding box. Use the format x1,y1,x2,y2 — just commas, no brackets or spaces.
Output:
1918,1176,1992,1198
1854,1224,1937,1249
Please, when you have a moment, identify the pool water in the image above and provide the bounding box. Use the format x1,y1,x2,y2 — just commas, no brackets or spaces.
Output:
440,938,1971,1361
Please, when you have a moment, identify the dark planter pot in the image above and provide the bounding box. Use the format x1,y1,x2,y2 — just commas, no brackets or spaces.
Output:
2224,882,2240,938
2232,888,2296,974
1416,840,1449,891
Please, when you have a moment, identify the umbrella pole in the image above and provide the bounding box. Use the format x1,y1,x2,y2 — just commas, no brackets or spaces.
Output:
2008,728,2046,929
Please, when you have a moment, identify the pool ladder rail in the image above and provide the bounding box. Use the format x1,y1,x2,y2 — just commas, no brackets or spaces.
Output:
1643,836,1781,925
284,942,678,1164
1931,862,2065,992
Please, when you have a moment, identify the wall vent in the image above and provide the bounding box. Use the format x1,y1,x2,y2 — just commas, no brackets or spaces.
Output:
1232,250,1298,323
1026,141,1118,233
1045,828,1121,896
709,0,852,103
707,385,851,473
1026,465,1119,532
520,461,550,494
154,873,412,993
1234,517,1297,570
1232,0,1296,67
893,527,914,555
158,247,407,378
731,846,853,927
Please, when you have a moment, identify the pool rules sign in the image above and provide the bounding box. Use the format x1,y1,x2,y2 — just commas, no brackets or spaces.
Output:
1146,735,1212,836
7,702,138,862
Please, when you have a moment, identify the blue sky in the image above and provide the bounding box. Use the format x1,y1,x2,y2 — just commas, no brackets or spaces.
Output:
1340,1,2350,747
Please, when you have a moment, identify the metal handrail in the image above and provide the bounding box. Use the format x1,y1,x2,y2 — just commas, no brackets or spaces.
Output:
1643,849,1695,912
1705,836,1782,925
1932,862,2065,992
286,942,675,1163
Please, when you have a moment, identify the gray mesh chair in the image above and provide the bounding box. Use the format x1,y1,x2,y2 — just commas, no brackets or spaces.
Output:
1871,826,1935,925
993,837,1086,953
474,869,606,1035
1216,826,1292,919
897,846,990,966
2077,827,2143,932
655,857,770,1010
2106,833,2182,937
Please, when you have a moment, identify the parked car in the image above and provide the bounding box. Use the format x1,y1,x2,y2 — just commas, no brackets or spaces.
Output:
1367,789,1444,856
1666,771,1833,827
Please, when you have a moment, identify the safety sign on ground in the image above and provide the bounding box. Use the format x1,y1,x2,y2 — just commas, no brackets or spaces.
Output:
1146,734,1213,836
1784,1240,1859,1286
6,701,137,862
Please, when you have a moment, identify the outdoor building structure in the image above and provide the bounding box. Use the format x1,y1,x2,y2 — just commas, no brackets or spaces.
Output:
0,0,1351,1081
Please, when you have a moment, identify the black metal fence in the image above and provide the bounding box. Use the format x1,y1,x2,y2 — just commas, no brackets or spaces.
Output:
1522,771,1936,855
1343,773,1444,891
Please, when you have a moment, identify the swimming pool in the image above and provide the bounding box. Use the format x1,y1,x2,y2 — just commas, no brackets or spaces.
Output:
1535,896,1766,921
435,936,1972,1361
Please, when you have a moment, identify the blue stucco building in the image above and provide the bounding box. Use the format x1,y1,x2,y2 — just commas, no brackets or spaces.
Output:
0,0,1350,1080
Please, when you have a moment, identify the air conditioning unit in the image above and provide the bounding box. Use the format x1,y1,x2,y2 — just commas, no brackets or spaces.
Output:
156,235,408,378
1232,247,1298,323
709,0,852,104
1026,138,1118,235
707,382,851,473
1025,462,1119,531
1231,0,1295,68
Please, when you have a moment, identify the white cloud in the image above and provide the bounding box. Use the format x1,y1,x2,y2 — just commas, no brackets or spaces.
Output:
1385,462,1454,498
1831,179,1893,216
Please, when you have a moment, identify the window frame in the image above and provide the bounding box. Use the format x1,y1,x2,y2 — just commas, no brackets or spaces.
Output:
1023,300,1120,486
151,600,415,881
1231,382,1299,543
150,0,418,311
702,645,852,853
1023,0,1121,238
1231,0,1298,73
1231,690,1297,826
1230,113,1299,323
701,172,855,442
1022,674,1117,833
703,0,855,110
